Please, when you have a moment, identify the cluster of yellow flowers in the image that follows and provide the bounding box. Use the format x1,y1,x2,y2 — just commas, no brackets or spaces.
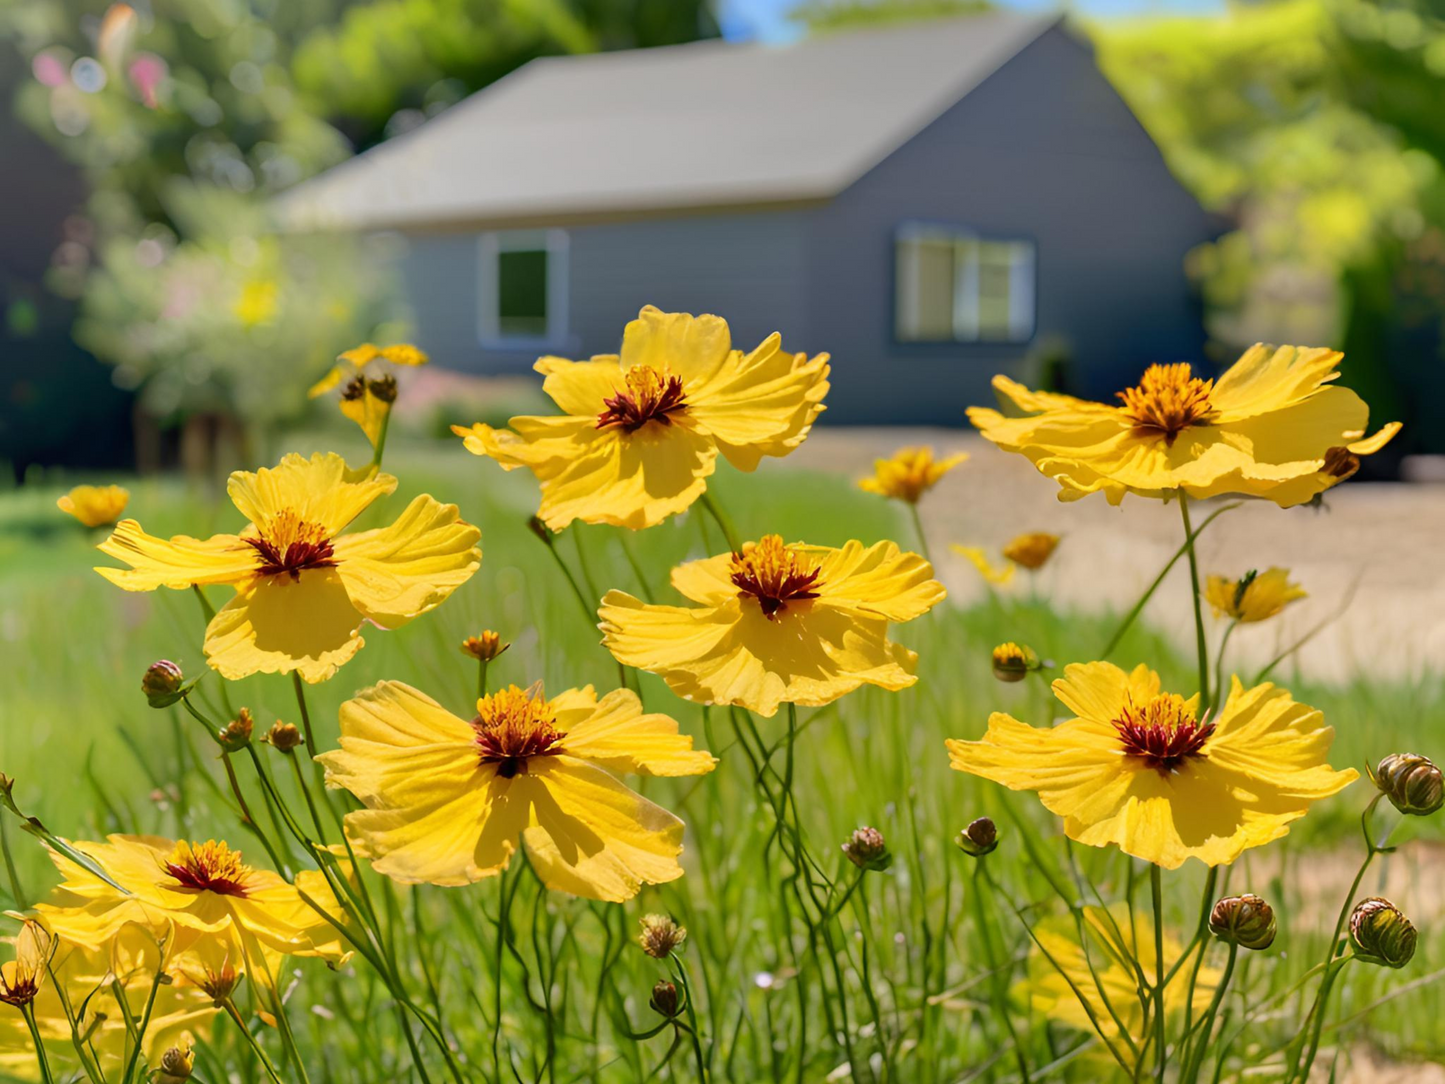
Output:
19,307,1420,1081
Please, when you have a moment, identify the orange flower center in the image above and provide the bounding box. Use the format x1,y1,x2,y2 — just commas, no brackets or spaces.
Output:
164,840,251,898
1117,363,1216,443
596,366,688,432
1113,693,1215,775
245,509,337,579
473,686,565,778
730,535,823,620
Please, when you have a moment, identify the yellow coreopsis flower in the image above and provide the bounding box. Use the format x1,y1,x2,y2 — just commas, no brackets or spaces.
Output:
317,681,716,901
0,931,215,1081
945,661,1356,868
1022,906,1218,1071
34,836,349,978
967,347,1401,506
0,921,52,1007
1205,567,1306,623
452,306,830,530
310,343,430,449
56,484,129,528
95,452,480,682
858,446,967,503
599,535,945,718
951,531,1060,586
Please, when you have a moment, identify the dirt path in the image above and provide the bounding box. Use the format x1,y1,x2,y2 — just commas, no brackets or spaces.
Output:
793,428,1445,686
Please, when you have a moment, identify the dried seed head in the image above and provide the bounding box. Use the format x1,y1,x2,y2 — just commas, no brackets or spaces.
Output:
368,375,398,404
638,914,687,959
1371,753,1444,817
842,826,892,871
263,722,303,754
1350,897,1417,968
218,708,254,752
991,642,1038,683
142,660,186,707
461,631,510,662
155,1040,195,1083
650,980,681,1018
956,817,999,858
1209,894,1277,950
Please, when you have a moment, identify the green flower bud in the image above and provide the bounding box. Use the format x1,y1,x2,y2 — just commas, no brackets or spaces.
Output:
1349,897,1417,968
842,826,892,871
1208,893,1277,950
650,980,681,1019
1371,753,1444,817
955,816,998,857
142,660,188,707
990,642,1038,683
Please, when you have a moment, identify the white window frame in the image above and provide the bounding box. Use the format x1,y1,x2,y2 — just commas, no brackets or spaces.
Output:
894,224,1036,344
477,229,570,349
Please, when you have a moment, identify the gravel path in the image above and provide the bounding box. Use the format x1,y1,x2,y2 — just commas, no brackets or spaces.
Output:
793,427,1445,686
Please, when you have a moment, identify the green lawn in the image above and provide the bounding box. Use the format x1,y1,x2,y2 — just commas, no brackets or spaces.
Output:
1,432,1442,1081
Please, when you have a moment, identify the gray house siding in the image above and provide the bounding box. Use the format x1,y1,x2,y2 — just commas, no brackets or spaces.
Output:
397,210,813,374
805,25,1213,425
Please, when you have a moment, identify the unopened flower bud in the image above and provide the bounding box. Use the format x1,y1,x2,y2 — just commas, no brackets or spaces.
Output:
650,980,681,1018
956,817,998,857
1209,893,1277,950
142,660,187,707
217,708,254,752
461,632,510,662
1350,897,1417,968
527,515,553,543
1371,753,1444,817
263,722,303,754
991,642,1038,683
638,914,687,959
842,826,892,871
155,1041,195,1083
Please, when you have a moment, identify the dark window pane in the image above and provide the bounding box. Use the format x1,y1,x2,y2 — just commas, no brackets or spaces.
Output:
498,249,548,338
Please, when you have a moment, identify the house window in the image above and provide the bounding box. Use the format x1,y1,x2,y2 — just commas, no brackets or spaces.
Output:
894,226,1035,343
478,229,568,346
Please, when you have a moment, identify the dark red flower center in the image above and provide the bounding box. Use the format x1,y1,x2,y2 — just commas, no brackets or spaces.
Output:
596,366,688,432
730,535,823,620
1114,693,1215,775
473,686,566,779
245,509,337,580
164,841,251,898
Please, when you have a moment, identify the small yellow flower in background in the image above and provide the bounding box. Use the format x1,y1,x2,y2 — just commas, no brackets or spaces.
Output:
858,446,967,504
945,661,1356,868
952,532,1059,586
57,484,129,528
233,278,279,327
0,934,215,1080
310,343,429,450
95,452,481,682
599,535,945,718
461,631,510,662
968,346,1400,506
318,681,716,901
453,306,830,530
34,835,349,980
991,641,1038,683
0,920,53,1007
1205,567,1306,623
1022,906,1218,1070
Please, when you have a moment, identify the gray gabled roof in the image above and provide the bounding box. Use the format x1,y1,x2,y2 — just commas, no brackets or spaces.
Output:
278,11,1060,231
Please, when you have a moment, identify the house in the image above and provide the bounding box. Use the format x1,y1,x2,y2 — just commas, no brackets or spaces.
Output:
278,12,1214,425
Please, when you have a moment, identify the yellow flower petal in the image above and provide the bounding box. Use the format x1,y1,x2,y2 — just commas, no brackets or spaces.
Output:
534,355,626,416
620,306,732,389
333,494,481,628
951,544,1016,586
689,341,831,471
816,539,946,621
57,484,129,527
203,569,365,683
96,522,256,591
521,756,687,902
556,688,717,777
308,365,345,398
378,343,428,366
226,452,396,537
337,343,382,367
339,383,392,448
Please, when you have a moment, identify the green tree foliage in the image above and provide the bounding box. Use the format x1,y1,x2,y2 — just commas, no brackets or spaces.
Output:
792,0,991,34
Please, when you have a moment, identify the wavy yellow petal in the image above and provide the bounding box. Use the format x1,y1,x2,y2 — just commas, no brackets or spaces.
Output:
620,306,732,388
1210,344,1343,421
951,544,1017,586
204,569,365,682
535,354,625,417
690,343,830,470
96,521,255,591
817,539,945,621
227,452,396,536
559,688,716,777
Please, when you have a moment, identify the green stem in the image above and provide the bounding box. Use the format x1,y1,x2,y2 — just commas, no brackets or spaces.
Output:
222,999,287,1084
672,953,710,1082
1182,943,1236,1084
1101,501,1240,658
1212,622,1237,715
369,409,392,472
698,491,741,553
906,502,931,563
972,863,1031,1082
0,813,27,908
191,583,217,622
1178,493,1210,710
21,1003,55,1084
478,658,489,700
1150,864,1167,1082
618,528,656,603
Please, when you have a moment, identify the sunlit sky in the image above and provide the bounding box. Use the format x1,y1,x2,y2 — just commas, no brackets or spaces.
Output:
719,0,1225,40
